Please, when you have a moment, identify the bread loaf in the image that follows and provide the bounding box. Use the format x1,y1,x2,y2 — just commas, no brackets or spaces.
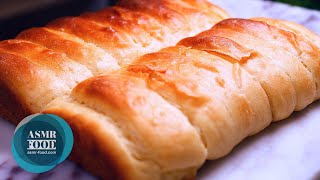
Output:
1,0,319,179
43,18,320,179
0,0,229,123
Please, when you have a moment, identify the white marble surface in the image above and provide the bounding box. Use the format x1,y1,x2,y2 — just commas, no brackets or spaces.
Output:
0,0,320,180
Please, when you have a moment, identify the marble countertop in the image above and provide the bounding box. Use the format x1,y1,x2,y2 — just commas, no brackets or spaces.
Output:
0,0,320,179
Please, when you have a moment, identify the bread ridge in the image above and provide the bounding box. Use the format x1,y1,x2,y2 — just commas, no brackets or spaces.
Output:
43,18,320,179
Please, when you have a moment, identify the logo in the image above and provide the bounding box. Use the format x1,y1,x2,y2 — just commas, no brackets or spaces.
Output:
12,114,73,173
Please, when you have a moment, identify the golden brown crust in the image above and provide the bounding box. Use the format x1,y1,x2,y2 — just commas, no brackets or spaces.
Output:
205,18,317,110
16,27,120,75
0,80,30,124
46,16,138,66
252,17,320,49
178,32,297,121
0,40,93,86
43,0,228,66
178,36,254,63
0,0,229,125
80,7,161,46
116,0,196,29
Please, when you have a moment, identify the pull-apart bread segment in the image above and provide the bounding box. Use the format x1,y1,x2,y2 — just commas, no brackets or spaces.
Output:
0,40,92,124
0,0,230,123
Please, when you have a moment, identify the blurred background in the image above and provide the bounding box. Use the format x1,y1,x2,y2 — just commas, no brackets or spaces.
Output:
0,0,319,40
271,0,320,10
0,0,114,40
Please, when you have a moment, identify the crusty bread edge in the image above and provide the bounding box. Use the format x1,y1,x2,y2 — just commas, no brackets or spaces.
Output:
45,106,125,180
0,80,120,178
0,89,125,179
0,81,31,125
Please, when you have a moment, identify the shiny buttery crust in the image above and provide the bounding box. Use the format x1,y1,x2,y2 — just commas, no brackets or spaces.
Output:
180,18,320,118
0,0,230,123
43,18,320,179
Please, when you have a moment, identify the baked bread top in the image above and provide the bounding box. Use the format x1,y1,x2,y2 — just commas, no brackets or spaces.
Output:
0,0,230,122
